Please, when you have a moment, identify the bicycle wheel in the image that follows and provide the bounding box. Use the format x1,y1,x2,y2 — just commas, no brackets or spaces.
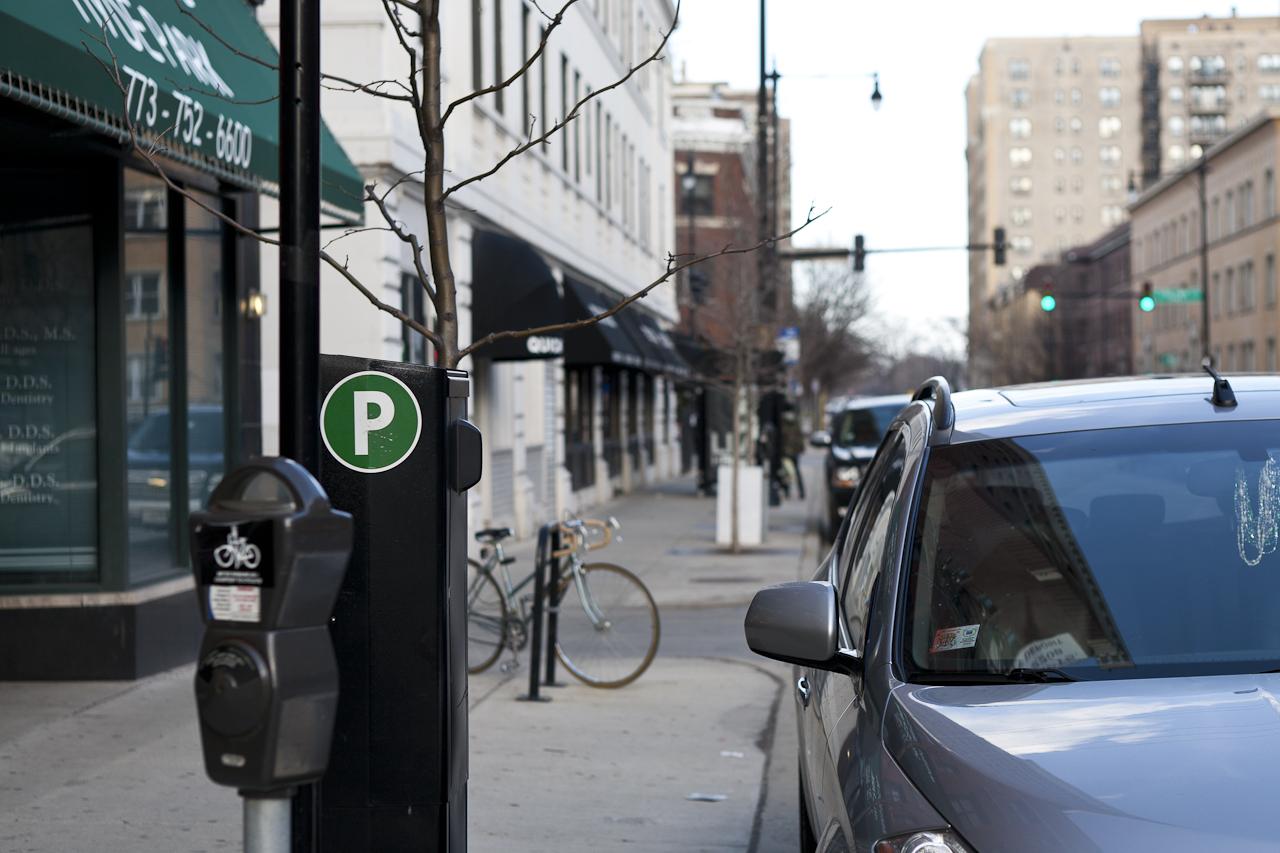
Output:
466,558,508,675
554,562,660,688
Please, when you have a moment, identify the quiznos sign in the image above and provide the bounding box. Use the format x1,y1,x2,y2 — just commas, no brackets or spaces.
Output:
526,335,564,356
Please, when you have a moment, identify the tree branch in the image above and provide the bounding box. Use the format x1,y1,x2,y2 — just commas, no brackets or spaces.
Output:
443,0,680,199
440,0,579,126
459,205,828,360
363,184,437,303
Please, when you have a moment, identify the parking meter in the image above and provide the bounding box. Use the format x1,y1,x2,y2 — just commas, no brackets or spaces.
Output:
189,457,353,793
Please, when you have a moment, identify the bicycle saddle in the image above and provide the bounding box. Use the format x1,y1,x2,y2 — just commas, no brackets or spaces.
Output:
474,527,513,543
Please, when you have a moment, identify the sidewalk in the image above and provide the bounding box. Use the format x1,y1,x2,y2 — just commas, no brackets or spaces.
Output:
467,467,822,852
0,465,820,852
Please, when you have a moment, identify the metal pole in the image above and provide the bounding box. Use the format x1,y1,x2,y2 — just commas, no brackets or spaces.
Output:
280,2,322,850
246,795,292,853
1198,156,1211,362
519,525,550,702
280,0,322,474
756,0,769,310
543,527,562,687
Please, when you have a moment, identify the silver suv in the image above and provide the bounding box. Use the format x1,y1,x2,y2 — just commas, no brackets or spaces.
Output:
748,373,1280,853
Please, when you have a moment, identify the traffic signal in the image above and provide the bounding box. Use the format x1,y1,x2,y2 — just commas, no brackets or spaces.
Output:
993,227,1007,266
1039,280,1056,312
1139,281,1156,313
853,234,866,272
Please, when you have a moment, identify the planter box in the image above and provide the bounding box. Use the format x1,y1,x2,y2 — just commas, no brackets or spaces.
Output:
716,464,767,547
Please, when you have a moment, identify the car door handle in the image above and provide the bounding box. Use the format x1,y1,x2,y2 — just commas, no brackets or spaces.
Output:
796,676,811,707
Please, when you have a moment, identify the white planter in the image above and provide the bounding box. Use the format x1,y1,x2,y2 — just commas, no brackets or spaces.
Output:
716,464,767,547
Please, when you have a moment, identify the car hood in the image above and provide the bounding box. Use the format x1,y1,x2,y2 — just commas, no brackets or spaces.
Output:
886,676,1280,852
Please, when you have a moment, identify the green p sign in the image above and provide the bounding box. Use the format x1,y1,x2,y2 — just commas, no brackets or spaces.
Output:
321,371,422,473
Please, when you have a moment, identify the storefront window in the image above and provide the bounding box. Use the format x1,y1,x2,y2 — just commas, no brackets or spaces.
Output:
186,194,226,516
0,176,98,582
124,170,173,581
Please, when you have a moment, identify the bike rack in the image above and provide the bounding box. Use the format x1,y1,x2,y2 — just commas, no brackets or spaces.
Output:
543,525,565,689
518,524,553,703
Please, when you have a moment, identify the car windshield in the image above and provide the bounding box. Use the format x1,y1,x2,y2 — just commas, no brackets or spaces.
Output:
833,404,902,447
905,421,1280,681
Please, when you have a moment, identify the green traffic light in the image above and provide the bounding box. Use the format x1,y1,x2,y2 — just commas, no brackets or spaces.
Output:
1040,294,1056,312
1139,295,1156,312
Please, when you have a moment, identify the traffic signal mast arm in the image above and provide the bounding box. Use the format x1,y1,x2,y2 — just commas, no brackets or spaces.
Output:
777,227,1008,272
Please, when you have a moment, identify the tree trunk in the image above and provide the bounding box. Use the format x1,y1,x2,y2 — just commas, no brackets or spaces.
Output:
421,1,459,367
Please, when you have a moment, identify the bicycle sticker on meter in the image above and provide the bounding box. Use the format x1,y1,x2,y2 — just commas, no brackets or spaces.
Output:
193,521,275,623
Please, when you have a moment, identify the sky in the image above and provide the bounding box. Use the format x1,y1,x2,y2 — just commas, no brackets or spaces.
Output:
668,0,1280,354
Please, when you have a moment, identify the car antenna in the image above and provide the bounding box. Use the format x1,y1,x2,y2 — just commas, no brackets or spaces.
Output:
1202,357,1237,408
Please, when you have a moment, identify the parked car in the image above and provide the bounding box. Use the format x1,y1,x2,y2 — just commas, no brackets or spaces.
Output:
127,406,225,525
811,394,908,539
748,372,1280,853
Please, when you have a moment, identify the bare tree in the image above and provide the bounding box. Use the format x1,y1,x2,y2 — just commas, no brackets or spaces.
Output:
794,264,876,401
87,0,823,370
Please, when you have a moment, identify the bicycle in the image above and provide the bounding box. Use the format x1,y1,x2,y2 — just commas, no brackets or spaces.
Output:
465,516,660,688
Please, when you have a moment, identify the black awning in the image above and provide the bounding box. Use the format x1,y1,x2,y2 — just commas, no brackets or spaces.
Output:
470,229,566,360
629,310,692,378
562,278,644,368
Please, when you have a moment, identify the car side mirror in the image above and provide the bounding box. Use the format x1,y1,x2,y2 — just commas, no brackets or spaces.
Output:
744,581,861,676
809,430,832,448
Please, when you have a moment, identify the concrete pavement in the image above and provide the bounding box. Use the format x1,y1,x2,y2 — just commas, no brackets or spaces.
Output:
0,456,823,852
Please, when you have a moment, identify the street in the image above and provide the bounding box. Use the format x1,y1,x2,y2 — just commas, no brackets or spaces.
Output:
0,456,823,852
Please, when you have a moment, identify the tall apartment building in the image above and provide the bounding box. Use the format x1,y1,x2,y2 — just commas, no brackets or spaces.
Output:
1141,15,1280,185
966,36,1142,385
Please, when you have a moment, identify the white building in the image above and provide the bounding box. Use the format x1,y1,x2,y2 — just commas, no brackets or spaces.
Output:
256,1,684,537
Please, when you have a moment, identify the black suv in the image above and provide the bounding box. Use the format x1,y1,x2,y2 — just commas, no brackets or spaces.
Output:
812,394,908,539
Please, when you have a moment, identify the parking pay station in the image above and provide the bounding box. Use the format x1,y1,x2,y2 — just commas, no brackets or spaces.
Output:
190,457,353,848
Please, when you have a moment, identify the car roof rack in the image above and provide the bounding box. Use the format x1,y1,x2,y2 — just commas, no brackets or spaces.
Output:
912,376,955,445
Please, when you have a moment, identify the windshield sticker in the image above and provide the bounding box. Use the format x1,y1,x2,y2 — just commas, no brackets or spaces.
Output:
931,625,980,653
1012,632,1088,670
1235,460,1280,566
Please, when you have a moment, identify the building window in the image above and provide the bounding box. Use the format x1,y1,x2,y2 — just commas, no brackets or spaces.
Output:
1168,85,1183,103
1227,190,1236,233
1260,54,1280,73
1054,88,1065,105
1099,86,1121,107
1243,181,1255,227
1010,88,1030,108
1010,206,1032,226
1071,146,1083,164
1226,266,1236,315
1009,147,1032,166
1243,341,1256,371
1168,144,1185,165
1101,174,1123,194
1190,84,1227,109
1267,169,1276,218
681,173,713,216
572,70,581,182
1070,87,1082,105
1071,205,1083,223
1242,261,1256,313
1189,114,1227,140
1010,235,1033,255
1053,146,1066,164
1261,83,1280,103
1101,205,1124,227
1008,117,1031,138
493,0,504,113
125,272,162,319
1099,145,1121,164
1071,175,1084,193
539,27,548,136
401,273,429,364
1009,175,1033,194
560,53,569,171
1008,58,1030,79
1269,338,1277,372
1189,55,1226,78
1070,116,1083,134
1212,272,1221,317
471,0,483,91
1167,56,1184,75
1055,176,1066,194
1099,57,1122,77
1167,115,1185,137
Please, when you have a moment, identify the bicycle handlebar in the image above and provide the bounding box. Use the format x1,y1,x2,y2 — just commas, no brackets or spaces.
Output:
551,517,620,558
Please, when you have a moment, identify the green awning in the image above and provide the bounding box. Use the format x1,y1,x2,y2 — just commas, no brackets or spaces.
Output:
0,1,363,223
